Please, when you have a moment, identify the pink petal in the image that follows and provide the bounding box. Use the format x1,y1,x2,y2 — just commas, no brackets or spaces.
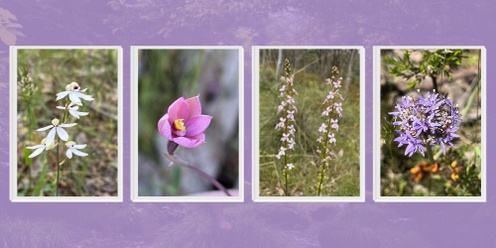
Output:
173,133,206,148
185,95,202,119
185,115,212,137
158,114,173,140
168,97,190,121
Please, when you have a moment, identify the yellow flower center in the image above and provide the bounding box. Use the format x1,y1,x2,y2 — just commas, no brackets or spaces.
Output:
51,118,60,126
174,119,186,131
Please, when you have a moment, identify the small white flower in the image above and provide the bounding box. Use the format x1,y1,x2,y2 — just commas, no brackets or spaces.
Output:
26,138,57,158
286,163,294,170
56,102,89,119
331,119,339,131
26,143,46,158
328,133,336,144
65,141,88,159
288,138,295,150
276,147,286,159
275,117,286,130
286,110,295,120
56,82,94,104
335,102,343,114
318,123,327,133
288,125,295,135
326,91,335,100
36,118,77,146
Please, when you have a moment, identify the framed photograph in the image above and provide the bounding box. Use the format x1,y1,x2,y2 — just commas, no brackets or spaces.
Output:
131,46,244,202
10,46,123,202
374,46,486,202
253,46,365,202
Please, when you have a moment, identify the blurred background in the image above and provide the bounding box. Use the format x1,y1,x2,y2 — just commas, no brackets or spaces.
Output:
137,49,240,196
380,49,482,196
258,49,361,196
17,48,119,196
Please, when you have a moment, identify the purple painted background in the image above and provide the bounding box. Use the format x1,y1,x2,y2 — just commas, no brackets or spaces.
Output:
0,1,493,247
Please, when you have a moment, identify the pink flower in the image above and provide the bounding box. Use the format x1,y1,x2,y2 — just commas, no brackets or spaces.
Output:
331,119,339,131
158,96,212,150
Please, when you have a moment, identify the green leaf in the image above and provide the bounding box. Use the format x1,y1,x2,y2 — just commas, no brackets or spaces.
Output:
23,147,32,166
407,80,417,89
33,162,49,196
474,146,481,158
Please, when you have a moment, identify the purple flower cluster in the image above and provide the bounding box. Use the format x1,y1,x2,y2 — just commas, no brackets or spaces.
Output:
389,90,462,157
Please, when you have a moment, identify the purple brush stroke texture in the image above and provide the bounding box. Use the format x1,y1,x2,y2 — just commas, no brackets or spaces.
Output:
0,0,494,247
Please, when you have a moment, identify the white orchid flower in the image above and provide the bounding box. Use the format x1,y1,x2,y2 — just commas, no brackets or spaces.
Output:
26,138,57,158
56,82,94,104
65,141,88,159
36,118,77,146
56,102,89,119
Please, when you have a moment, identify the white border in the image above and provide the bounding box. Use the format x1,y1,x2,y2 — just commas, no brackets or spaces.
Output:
373,46,486,202
10,46,123,202
252,46,365,202
130,46,244,203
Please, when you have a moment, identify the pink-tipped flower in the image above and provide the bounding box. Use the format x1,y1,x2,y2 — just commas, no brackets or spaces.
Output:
158,95,212,153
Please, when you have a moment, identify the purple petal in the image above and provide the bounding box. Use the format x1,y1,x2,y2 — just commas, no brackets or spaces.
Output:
440,140,446,154
168,97,190,121
173,133,206,148
185,95,202,119
405,144,415,157
158,114,173,140
185,115,212,137
418,145,425,156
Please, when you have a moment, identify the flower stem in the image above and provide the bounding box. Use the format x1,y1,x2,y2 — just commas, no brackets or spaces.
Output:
426,143,435,164
163,153,232,196
55,138,59,196
283,126,289,196
55,101,71,196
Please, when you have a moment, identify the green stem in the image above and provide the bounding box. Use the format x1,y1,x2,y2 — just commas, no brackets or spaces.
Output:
55,101,71,196
317,97,335,196
55,138,59,196
426,145,435,164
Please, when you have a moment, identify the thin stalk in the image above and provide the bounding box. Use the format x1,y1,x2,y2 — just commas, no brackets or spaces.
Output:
283,125,288,196
55,138,59,196
163,153,232,196
55,101,71,196
317,111,334,196
425,145,435,164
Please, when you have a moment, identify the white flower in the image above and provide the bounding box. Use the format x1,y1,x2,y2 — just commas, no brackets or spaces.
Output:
36,118,77,146
326,91,335,100
26,138,57,158
57,102,89,119
276,147,286,160
287,138,295,150
331,119,339,131
334,102,343,115
65,141,88,159
26,144,46,158
318,123,327,133
286,163,294,170
56,82,94,104
328,133,336,144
